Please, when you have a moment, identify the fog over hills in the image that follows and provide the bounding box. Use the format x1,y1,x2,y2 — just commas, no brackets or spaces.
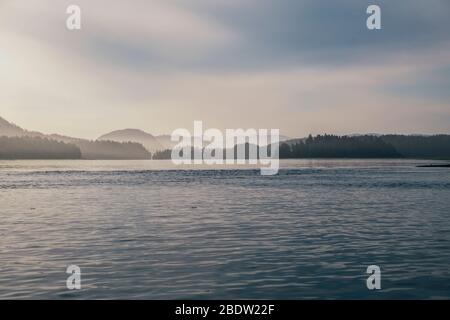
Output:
0,116,45,138
0,116,150,160
2,115,450,160
98,129,163,153
97,130,290,152
0,116,24,136
47,133,150,160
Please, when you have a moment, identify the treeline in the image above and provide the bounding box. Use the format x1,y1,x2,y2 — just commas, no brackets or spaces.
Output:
0,136,151,160
153,135,402,160
152,134,450,160
280,134,450,159
0,136,81,159
380,135,450,159
74,140,151,160
152,149,172,160
47,135,152,159
280,135,401,158
2,134,449,160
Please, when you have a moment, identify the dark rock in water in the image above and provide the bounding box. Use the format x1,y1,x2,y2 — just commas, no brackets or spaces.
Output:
417,164,450,168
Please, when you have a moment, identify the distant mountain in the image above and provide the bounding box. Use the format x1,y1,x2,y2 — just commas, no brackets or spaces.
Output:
98,129,163,152
3,115,450,160
0,117,82,159
0,116,25,136
0,116,44,138
49,133,151,160
0,116,151,160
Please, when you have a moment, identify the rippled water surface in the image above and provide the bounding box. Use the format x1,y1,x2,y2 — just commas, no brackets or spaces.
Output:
1,159,450,299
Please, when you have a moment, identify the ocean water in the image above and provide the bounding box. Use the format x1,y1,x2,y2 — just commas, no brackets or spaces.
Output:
0,159,449,299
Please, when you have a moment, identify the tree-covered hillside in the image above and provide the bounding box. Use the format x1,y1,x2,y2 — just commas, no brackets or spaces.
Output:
0,136,81,159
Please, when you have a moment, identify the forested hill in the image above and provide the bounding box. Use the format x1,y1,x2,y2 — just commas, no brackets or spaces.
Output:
380,135,450,159
280,134,450,159
152,134,450,160
2,115,449,160
0,116,151,160
47,134,151,160
280,135,401,158
0,135,151,160
0,136,81,159
73,139,151,160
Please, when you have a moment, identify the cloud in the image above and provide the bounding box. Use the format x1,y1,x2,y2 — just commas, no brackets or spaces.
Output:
0,0,449,138
0,0,237,70
2,0,450,70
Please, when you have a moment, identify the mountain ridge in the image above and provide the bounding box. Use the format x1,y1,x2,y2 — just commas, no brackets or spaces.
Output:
2,115,450,160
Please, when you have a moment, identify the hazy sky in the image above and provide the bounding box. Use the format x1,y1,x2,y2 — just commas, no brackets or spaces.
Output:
1,0,449,139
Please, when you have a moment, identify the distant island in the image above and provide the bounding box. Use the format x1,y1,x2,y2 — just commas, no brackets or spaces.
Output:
279,134,450,159
1,116,450,160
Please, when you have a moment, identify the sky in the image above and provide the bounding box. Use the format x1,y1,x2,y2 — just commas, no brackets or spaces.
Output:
0,0,449,139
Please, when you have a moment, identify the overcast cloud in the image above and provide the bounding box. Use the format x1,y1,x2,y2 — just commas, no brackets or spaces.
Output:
0,0,449,138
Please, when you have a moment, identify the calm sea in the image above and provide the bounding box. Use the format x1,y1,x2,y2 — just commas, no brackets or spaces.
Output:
0,159,449,299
